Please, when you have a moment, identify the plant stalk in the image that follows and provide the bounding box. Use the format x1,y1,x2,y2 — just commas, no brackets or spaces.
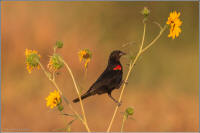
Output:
39,62,90,132
120,114,127,132
63,61,91,132
107,23,167,132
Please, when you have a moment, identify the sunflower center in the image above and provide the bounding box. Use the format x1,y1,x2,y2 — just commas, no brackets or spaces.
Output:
53,97,58,104
83,53,90,59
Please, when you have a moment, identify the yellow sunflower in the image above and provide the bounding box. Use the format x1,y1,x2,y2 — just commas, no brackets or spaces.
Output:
78,49,92,69
25,49,41,74
166,11,182,39
45,90,61,109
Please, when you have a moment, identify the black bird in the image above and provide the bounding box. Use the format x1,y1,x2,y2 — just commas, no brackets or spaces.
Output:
73,50,126,105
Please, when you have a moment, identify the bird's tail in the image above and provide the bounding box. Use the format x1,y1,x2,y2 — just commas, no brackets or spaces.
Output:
73,91,93,103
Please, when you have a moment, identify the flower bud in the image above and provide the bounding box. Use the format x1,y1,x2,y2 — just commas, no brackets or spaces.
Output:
25,49,41,73
125,107,134,116
47,54,64,72
141,7,150,17
55,41,63,48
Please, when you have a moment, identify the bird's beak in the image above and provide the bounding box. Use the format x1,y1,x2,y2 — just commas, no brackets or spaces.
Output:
120,52,126,56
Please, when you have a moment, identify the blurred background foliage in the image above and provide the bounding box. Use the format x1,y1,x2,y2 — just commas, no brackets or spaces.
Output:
2,1,199,132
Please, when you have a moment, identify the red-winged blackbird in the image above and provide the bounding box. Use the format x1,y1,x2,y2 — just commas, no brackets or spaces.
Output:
73,50,126,105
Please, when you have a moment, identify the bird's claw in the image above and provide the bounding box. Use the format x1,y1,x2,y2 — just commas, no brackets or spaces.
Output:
122,80,128,85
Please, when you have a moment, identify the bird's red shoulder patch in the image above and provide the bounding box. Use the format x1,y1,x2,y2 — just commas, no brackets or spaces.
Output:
113,65,122,71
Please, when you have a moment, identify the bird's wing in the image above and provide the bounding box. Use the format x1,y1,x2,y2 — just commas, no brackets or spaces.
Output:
87,68,122,93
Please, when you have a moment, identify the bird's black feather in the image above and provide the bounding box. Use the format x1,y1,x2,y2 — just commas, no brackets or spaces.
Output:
73,50,125,104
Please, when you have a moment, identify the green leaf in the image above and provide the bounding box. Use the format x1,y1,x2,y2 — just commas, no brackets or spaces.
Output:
129,117,136,121
62,95,69,105
66,118,77,132
62,113,75,117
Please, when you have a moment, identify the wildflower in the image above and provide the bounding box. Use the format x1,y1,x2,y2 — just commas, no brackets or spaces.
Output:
47,54,63,72
78,49,92,69
25,49,41,74
45,90,61,109
141,7,150,17
166,11,182,39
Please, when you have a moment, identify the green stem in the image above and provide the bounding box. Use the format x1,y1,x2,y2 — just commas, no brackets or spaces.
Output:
120,115,127,132
107,23,167,132
141,25,167,53
39,62,87,130
84,68,88,79
39,62,51,80
139,23,146,52
63,60,91,132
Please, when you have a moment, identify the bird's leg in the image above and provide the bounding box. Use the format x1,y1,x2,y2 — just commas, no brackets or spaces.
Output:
108,92,122,106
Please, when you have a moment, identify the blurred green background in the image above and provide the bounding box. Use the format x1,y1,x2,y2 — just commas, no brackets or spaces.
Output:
2,1,199,132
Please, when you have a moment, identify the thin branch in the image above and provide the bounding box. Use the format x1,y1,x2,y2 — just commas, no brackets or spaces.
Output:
106,49,141,132
153,21,163,30
106,22,146,132
141,25,167,53
39,62,52,80
120,115,127,132
121,41,137,48
39,62,89,131
139,23,147,51
107,23,167,132
63,60,91,132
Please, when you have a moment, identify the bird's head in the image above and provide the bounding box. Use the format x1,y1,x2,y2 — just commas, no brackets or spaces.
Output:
109,50,126,62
